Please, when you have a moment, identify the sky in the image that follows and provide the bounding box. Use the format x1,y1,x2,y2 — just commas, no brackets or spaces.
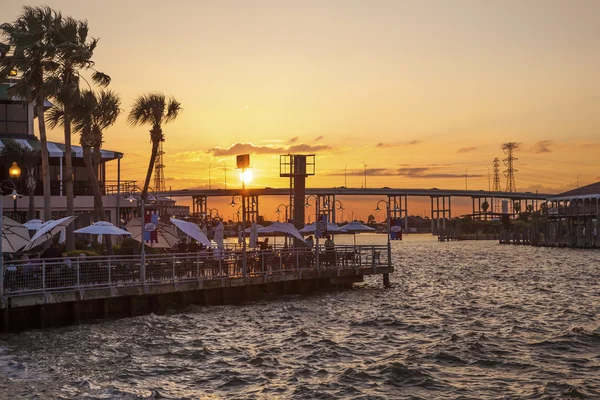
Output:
3,1,600,220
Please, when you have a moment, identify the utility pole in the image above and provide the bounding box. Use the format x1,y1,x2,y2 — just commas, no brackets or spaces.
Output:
492,158,501,191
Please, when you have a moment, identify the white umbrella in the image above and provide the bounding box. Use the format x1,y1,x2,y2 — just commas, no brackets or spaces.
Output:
75,221,131,236
23,216,77,250
340,220,376,246
23,219,45,231
259,222,306,243
249,223,259,248
214,221,225,249
244,224,264,233
170,218,211,247
126,217,179,248
2,216,30,253
299,222,343,233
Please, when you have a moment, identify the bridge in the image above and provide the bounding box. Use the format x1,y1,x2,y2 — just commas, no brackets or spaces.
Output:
158,187,551,234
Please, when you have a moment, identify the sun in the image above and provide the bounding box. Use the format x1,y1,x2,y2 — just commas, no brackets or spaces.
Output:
240,169,254,184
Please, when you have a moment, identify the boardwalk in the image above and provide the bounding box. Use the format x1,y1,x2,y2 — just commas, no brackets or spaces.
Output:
1,245,392,332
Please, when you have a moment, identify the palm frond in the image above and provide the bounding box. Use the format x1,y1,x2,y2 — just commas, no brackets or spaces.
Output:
91,70,111,87
46,104,66,129
165,96,182,123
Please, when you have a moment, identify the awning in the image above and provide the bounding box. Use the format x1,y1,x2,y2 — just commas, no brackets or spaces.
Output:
0,137,122,160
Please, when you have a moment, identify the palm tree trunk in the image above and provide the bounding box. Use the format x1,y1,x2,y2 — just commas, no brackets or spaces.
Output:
36,96,52,222
63,111,75,251
142,140,159,199
26,167,36,220
83,146,113,255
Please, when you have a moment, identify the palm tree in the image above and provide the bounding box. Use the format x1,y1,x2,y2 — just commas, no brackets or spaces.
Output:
127,93,181,198
48,89,121,254
0,6,63,222
0,139,40,220
51,16,111,251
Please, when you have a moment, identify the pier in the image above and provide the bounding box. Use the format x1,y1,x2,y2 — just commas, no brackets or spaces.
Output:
1,244,392,332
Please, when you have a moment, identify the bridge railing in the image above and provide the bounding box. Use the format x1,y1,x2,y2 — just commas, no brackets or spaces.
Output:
2,245,390,297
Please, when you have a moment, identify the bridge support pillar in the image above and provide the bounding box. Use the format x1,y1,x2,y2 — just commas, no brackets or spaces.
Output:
431,195,451,235
389,195,408,233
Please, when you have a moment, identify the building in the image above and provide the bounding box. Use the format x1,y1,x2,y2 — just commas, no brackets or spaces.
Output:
1,80,188,227
542,182,600,248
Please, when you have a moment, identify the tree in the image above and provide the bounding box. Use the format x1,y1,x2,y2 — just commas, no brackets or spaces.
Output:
127,93,181,199
0,139,40,220
513,201,521,214
0,6,63,221
48,89,121,254
367,214,376,224
52,16,111,251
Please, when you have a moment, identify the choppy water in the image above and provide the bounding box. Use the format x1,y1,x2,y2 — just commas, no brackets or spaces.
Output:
1,234,600,399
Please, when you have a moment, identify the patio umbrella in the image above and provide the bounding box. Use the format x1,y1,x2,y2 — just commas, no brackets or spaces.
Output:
299,222,343,233
23,216,77,251
244,224,264,233
340,220,376,247
23,219,45,231
126,217,179,248
74,221,131,236
2,216,30,253
214,221,225,249
249,223,259,248
170,218,211,247
259,222,305,243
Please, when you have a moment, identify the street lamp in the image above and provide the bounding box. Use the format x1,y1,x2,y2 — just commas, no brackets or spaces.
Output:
125,186,156,286
305,195,321,269
8,162,21,221
344,164,347,187
362,161,367,189
276,203,290,222
577,174,582,188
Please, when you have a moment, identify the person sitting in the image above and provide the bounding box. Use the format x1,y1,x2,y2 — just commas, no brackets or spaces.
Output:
260,238,269,250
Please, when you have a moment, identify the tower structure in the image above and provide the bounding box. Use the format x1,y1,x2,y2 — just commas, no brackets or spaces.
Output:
502,142,518,192
492,157,501,192
153,141,166,192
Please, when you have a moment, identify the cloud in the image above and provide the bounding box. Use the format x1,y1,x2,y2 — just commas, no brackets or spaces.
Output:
457,146,476,153
330,168,393,176
397,167,481,179
315,135,324,141
288,136,299,143
376,142,392,148
406,140,422,145
531,140,553,154
207,142,332,156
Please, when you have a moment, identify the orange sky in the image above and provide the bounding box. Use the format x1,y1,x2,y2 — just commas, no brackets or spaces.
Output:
4,1,600,219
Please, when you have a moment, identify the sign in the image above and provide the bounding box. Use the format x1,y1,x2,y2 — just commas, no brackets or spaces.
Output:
145,222,157,232
390,218,402,240
144,210,159,243
317,220,327,233
236,154,250,169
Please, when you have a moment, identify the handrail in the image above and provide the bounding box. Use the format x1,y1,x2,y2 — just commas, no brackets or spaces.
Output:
2,245,390,297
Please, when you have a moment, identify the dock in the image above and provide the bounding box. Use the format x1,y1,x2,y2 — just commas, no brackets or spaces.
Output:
1,245,392,332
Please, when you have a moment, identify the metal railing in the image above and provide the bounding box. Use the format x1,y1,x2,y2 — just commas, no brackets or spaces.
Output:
2,245,390,297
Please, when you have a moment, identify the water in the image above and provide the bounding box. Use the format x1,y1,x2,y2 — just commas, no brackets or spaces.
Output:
1,234,600,399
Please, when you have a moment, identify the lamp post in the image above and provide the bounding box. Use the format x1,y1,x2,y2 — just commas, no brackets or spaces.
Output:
0,180,21,297
577,174,582,188
376,198,392,286
305,195,320,269
8,162,21,221
344,164,347,188
362,161,367,189
333,200,344,223
276,203,290,246
125,186,156,287
236,154,251,277
465,167,470,190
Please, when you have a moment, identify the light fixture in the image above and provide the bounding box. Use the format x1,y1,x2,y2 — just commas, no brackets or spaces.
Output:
11,189,18,200
8,162,21,179
147,194,156,202
276,209,281,214
375,206,381,212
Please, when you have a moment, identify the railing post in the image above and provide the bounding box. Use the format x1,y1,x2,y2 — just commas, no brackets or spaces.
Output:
42,260,46,292
172,255,176,281
76,260,80,289
296,250,299,271
261,252,265,274
279,251,283,271
108,258,112,286
196,253,200,280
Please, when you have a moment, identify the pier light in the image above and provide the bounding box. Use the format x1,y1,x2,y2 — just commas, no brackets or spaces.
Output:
9,162,21,179
11,189,18,200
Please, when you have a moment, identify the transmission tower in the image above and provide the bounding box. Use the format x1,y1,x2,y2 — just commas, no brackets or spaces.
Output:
153,141,166,192
502,142,518,192
492,158,501,191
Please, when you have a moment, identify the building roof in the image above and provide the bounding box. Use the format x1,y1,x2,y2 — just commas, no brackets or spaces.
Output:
0,137,122,160
548,181,600,200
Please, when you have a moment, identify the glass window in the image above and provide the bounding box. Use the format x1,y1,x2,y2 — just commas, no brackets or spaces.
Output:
0,104,6,120
6,103,27,121
7,122,27,134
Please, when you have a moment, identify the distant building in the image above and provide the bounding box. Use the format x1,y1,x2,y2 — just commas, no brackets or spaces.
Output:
543,182,600,248
0,80,188,227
